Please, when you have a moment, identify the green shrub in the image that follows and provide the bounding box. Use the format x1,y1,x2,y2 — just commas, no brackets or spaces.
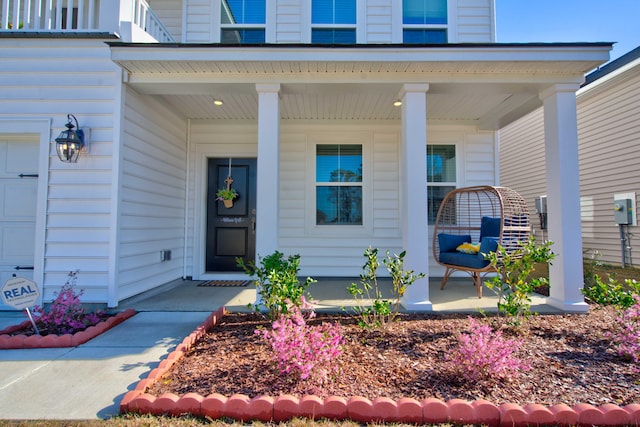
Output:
347,247,424,329
484,236,554,324
581,274,640,308
238,251,315,318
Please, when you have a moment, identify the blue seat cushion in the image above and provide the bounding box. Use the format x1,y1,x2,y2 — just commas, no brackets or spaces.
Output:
440,251,490,269
438,233,472,253
480,216,501,240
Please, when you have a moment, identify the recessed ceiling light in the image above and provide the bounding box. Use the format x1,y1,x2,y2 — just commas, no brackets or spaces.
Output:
393,100,402,107
213,99,223,106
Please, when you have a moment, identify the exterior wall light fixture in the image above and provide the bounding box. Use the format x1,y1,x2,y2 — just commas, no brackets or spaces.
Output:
55,114,86,163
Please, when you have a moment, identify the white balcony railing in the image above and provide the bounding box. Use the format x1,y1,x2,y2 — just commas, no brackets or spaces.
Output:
1,0,174,42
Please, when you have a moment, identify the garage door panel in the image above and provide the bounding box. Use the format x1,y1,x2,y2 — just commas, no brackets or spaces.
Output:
2,180,37,220
2,141,39,176
0,138,38,311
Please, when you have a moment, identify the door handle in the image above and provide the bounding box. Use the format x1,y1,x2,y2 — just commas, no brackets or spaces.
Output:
251,217,256,234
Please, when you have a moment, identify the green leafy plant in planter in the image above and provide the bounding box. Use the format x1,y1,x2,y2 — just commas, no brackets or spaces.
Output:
216,188,238,208
237,250,315,319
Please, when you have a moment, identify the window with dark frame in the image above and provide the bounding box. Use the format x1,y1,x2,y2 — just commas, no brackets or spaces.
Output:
427,144,456,224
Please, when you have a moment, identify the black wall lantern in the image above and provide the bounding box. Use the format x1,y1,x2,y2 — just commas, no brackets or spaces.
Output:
55,114,85,163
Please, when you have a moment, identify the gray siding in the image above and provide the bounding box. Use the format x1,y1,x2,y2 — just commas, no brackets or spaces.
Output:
500,62,640,266
184,0,213,42
118,88,188,301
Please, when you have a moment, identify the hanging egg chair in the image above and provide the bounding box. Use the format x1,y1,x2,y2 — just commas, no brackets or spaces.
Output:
432,186,531,298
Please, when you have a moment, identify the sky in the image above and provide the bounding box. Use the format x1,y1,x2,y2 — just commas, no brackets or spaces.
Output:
495,0,640,63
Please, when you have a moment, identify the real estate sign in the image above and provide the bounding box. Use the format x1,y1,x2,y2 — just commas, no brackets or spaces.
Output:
1,277,40,309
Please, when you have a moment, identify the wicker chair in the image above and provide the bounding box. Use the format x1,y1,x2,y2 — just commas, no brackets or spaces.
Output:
432,186,531,298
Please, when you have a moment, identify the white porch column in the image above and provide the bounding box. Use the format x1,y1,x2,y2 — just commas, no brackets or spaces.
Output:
399,84,432,311
540,84,588,312
255,84,281,259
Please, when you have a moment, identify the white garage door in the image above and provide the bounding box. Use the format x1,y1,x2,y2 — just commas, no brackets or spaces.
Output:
0,138,38,311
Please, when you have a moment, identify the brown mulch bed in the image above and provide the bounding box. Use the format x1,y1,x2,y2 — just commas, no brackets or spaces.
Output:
2,312,113,337
148,307,639,407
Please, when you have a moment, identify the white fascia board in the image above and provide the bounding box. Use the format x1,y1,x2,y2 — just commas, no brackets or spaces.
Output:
109,43,612,64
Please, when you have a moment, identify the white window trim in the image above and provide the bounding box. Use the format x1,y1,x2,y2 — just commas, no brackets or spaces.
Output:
305,131,373,237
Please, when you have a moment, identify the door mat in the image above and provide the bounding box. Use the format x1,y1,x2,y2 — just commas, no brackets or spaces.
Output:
197,280,251,287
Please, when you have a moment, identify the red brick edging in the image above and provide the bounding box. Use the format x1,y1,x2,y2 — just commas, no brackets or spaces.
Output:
0,308,136,349
120,307,640,426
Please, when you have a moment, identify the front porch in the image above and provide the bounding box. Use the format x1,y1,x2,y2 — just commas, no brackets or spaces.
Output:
117,276,558,314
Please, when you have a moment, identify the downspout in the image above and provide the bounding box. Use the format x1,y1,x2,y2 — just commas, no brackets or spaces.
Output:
183,119,191,279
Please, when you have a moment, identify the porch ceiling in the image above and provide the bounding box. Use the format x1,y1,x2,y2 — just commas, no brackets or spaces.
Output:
109,43,612,129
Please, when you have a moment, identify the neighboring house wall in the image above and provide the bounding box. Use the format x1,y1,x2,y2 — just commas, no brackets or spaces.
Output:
0,39,120,303
118,87,188,301
500,55,640,266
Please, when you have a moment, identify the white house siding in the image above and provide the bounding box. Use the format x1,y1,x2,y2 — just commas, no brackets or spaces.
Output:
183,0,212,43
499,63,640,266
454,0,495,43
149,0,184,42
117,87,188,301
185,122,497,278
0,38,120,303
364,0,393,44
275,0,303,43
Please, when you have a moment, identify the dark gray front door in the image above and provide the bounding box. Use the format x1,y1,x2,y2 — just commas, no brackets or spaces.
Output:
206,158,257,271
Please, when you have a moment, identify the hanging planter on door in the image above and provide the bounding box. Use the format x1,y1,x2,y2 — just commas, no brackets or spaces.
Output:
216,159,238,208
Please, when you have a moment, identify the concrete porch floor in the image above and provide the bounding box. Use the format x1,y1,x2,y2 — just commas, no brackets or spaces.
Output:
117,276,559,314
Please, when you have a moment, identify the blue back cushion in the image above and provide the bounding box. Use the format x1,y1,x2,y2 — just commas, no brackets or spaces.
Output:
480,216,501,240
438,233,471,253
478,236,499,260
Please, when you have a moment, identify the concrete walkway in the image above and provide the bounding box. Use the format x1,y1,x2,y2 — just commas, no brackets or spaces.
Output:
0,277,556,420
0,311,209,419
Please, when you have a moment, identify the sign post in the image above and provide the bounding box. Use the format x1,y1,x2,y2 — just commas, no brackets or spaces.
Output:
2,276,41,334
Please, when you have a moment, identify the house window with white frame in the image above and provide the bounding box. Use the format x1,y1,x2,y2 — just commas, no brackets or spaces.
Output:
311,0,356,44
316,144,363,225
427,145,456,224
220,0,266,44
403,0,448,44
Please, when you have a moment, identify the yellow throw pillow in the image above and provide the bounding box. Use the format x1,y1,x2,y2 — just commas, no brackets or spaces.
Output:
456,242,480,254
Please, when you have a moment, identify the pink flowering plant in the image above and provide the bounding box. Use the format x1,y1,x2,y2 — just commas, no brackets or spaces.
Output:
611,295,640,366
447,317,530,382
256,297,343,386
33,271,103,335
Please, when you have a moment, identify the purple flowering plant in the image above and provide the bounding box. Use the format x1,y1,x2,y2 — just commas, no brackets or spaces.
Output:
447,317,530,382
611,295,640,366
256,297,343,386
33,271,103,335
